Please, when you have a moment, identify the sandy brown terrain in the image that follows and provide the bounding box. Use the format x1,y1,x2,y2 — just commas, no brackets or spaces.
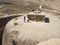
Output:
0,0,60,15
0,0,60,45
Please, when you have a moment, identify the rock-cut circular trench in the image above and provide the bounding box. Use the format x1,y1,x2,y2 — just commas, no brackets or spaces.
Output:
2,13,60,45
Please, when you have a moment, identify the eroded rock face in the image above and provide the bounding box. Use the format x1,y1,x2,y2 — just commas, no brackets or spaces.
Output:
2,13,60,45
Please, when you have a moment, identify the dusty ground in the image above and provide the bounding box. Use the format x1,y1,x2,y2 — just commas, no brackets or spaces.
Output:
0,0,60,15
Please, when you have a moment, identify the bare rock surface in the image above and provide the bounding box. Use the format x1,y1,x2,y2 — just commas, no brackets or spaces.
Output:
2,12,60,45
36,38,60,45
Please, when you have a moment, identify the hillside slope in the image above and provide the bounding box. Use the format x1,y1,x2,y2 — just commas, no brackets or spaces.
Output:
0,0,60,15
